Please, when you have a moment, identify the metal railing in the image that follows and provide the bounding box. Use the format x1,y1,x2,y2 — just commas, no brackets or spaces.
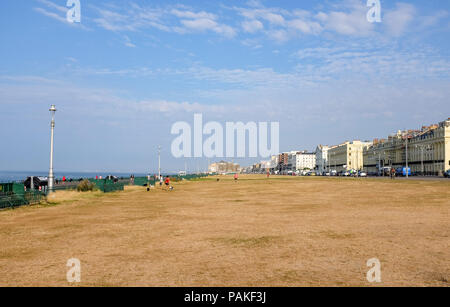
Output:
0,191,45,210
0,174,212,209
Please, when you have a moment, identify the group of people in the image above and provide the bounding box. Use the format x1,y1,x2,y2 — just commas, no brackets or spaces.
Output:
160,176,171,189
147,175,173,191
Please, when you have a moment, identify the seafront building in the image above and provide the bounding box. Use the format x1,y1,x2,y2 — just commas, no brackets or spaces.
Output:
315,145,329,173
295,152,316,171
208,161,240,174
327,141,372,172
363,118,450,175
285,151,316,172
278,153,290,172
243,118,450,176
409,118,450,175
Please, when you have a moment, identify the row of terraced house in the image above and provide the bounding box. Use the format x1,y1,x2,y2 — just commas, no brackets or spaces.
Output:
247,118,450,176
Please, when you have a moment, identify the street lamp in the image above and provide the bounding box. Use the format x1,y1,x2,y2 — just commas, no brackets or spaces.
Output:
405,135,409,178
416,145,424,176
48,105,57,193
374,151,381,176
158,145,161,179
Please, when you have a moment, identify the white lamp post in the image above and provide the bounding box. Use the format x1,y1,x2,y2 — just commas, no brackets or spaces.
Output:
158,145,161,179
48,105,57,193
405,135,409,178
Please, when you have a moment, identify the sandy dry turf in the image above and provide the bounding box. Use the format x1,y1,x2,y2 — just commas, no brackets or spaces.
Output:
0,175,449,287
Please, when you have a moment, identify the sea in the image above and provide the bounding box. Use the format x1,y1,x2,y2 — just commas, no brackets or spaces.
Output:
0,171,151,183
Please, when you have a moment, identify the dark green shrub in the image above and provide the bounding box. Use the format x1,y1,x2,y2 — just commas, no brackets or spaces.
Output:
77,180,95,192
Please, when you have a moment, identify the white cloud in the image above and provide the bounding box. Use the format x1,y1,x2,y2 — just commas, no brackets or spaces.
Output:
136,100,229,115
180,18,216,31
170,9,217,20
419,10,449,28
241,38,262,49
288,19,322,34
38,0,67,13
123,36,136,48
318,5,374,36
180,18,236,38
261,12,285,25
35,1,447,43
234,1,374,42
242,20,264,33
294,42,450,81
266,30,289,43
34,7,68,24
384,3,416,37
89,4,236,38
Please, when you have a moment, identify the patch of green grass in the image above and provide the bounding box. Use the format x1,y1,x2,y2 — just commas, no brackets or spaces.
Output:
211,236,279,248
317,231,356,240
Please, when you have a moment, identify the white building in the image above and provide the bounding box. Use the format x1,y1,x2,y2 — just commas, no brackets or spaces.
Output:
296,152,316,170
270,155,279,169
315,145,329,173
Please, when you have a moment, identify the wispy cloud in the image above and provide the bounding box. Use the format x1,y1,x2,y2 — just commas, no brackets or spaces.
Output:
34,0,89,30
90,3,236,38
34,0,450,43
123,35,136,48
383,3,416,37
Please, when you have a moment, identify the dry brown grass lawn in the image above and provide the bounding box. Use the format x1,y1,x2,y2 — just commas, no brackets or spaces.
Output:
0,175,449,287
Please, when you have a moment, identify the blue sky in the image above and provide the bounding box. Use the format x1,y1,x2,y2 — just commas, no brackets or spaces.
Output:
0,0,449,173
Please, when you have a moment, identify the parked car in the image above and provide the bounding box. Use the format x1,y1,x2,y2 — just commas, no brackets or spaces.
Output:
444,170,450,178
341,171,350,177
105,175,119,183
358,171,368,177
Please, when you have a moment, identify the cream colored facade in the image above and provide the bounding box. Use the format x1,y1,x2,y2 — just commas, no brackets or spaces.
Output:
363,118,450,175
328,141,371,172
408,119,450,175
363,131,408,174
209,161,240,174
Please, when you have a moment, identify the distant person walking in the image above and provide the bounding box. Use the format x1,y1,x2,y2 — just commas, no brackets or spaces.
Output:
160,176,163,187
234,173,239,182
390,168,396,180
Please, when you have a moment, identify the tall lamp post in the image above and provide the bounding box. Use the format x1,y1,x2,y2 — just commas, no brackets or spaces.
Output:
416,145,424,176
405,135,409,178
48,105,57,193
374,151,381,176
158,145,161,179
